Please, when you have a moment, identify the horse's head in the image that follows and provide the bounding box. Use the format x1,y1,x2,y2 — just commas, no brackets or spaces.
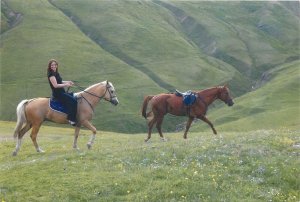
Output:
218,85,234,106
105,81,119,106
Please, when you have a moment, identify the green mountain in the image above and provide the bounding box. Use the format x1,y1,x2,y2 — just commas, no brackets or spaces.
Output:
1,0,299,133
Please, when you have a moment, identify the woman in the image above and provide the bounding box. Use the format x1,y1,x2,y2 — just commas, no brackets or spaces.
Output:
47,59,77,126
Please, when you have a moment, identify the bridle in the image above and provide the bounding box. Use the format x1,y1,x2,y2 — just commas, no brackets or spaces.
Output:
73,82,116,111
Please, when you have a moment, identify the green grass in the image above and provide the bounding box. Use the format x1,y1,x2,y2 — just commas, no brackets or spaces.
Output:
0,121,299,201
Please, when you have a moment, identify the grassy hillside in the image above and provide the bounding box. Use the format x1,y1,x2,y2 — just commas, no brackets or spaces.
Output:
165,1,300,77
0,121,299,201
1,0,299,133
51,0,251,95
190,60,300,133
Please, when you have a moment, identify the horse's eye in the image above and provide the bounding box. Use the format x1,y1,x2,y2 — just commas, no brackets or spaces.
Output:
111,90,114,94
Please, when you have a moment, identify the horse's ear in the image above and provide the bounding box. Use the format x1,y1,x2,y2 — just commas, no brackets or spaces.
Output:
106,80,109,85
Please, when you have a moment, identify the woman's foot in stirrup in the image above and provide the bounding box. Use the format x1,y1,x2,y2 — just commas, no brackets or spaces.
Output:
68,120,77,126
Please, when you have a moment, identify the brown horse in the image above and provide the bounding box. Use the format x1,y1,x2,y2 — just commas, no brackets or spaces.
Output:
141,85,234,142
12,80,119,156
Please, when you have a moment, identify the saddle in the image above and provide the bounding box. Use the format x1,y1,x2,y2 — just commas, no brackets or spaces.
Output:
175,90,197,106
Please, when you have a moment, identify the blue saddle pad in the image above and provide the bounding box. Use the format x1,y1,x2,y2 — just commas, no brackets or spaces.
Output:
49,99,68,114
183,93,197,106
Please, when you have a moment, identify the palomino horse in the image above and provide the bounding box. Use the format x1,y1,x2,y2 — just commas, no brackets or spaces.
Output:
12,80,119,156
142,85,234,142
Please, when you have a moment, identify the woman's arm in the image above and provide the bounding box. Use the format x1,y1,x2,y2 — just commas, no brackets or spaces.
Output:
49,76,72,88
62,80,74,85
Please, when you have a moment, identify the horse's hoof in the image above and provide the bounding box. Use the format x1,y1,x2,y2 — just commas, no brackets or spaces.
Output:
37,149,45,153
12,151,17,156
73,147,80,150
87,144,92,150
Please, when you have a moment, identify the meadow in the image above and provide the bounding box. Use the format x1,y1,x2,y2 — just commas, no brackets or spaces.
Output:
0,121,299,201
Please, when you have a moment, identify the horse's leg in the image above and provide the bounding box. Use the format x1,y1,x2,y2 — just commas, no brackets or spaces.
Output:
198,115,217,135
183,117,194,139
73,126,81,150
145,116,157,142
12,123,32,156
82,120,97,149
156,115,166,141
30,123,44,153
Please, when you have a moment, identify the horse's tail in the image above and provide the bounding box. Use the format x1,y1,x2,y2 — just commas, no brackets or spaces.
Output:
142,95,154,119
13,99,29,139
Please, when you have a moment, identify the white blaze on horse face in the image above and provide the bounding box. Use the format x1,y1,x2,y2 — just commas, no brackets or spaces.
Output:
108,82,119,105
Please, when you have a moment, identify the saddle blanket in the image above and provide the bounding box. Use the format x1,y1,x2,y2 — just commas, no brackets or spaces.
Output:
49,99,68,114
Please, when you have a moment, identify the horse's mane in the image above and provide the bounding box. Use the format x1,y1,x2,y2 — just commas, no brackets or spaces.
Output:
195,86,228,96
75,81,106,96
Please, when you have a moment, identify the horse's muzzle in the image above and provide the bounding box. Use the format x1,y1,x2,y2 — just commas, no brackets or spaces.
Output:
227,99,234,106
111,98,119,106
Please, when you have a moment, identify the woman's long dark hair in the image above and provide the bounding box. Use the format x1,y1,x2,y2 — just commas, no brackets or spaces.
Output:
47,59,59,75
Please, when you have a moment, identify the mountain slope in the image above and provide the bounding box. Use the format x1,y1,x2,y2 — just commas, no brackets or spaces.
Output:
157,1,299,77
51,0,247,94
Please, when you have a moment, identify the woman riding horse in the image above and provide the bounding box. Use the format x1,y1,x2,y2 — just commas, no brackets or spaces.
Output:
47,59,77,126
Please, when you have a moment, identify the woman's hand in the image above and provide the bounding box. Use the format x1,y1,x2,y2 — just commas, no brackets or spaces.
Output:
64,81,74,87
